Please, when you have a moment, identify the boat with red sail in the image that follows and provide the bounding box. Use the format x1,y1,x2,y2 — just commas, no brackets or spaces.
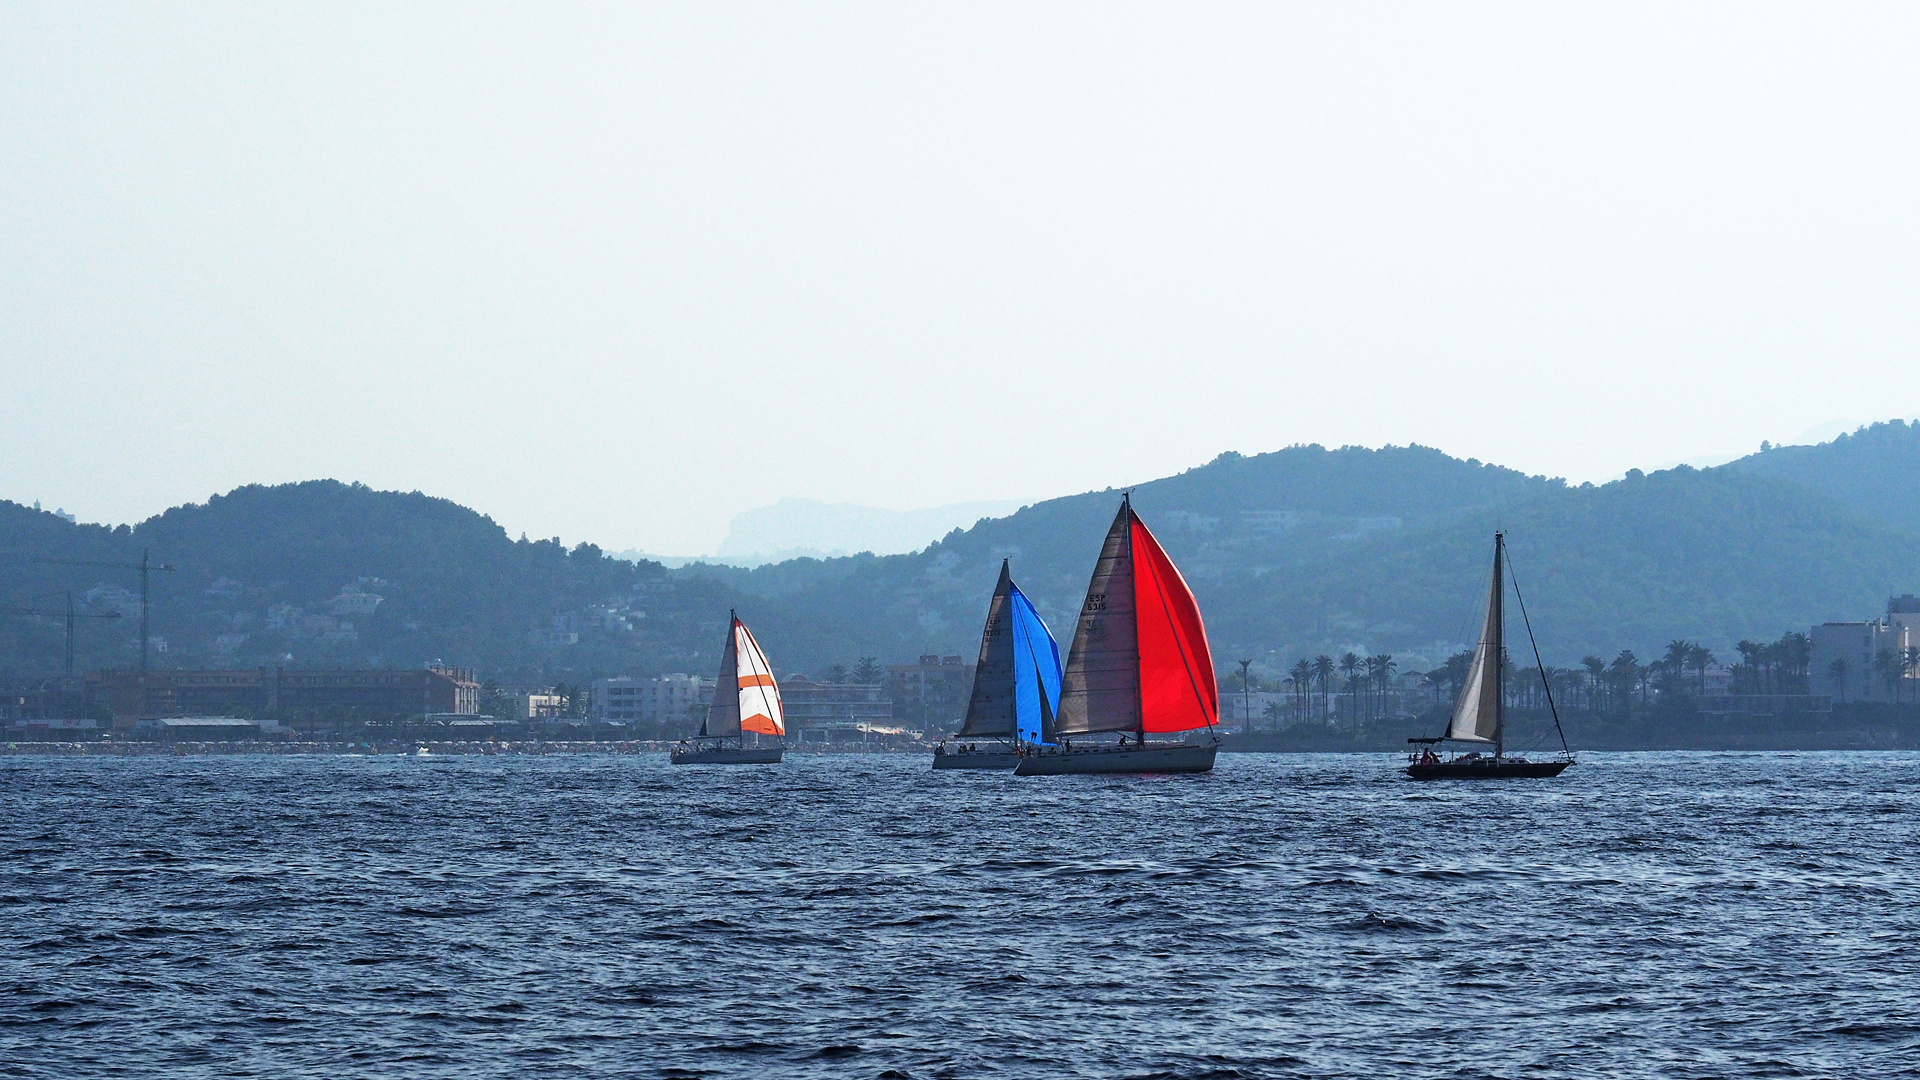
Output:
1014,495,1220,775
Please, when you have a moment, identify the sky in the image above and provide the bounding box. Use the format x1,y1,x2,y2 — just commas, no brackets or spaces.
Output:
4,3,1918,554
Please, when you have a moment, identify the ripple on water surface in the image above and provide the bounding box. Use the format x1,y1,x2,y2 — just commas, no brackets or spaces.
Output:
2,751,1918,1078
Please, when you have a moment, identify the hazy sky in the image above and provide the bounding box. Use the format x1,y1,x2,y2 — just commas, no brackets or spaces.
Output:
4,4,1917,553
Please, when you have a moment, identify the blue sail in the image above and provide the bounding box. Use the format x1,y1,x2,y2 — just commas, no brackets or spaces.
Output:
1008,583,1063,746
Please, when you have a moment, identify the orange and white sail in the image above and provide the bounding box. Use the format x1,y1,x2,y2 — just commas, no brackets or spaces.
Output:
701,613,785,739
732,619,785,736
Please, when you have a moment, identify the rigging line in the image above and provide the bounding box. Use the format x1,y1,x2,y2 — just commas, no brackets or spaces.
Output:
1504,544,1573,758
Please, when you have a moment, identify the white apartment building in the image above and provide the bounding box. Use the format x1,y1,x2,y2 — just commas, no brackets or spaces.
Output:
1810,595,1920,703
593,674,713,726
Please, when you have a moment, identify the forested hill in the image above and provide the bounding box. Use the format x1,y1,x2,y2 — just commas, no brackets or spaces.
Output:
1721,419,1920,532
4,426,1920,682
0,481,747,681
680,436,1920,677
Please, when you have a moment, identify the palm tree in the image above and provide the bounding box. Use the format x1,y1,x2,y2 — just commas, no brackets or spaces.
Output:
1373,654,1397,718
1313,654,1335,721
1662,640,1694,699
1778,632,1812,693
1686,645,1714,695
1608,650,1639,717
1904,646,1920,705
1876,648,1897,702
1734,640,1761,694
1581,655,1606,712
1828,657,1849,703
1337,653,1362,728
1289,659,1313,722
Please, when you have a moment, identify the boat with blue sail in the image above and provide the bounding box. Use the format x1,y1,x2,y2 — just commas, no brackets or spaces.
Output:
671,611,786,765
1015,494,1220,775
933,559,1063,770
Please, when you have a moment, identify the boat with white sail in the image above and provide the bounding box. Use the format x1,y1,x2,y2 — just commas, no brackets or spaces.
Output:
671,611,786,765
1014,495,1220,775
1406,532,1575,779
933,559,1063,770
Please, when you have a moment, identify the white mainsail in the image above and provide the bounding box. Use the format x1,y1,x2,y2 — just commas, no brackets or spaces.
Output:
1445,534,1504,746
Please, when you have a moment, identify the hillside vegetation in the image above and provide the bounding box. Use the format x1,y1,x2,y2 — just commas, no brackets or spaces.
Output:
4,423,1919,682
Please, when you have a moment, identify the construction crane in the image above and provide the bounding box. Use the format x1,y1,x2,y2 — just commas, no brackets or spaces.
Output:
0,592,121,677
32,547,175,672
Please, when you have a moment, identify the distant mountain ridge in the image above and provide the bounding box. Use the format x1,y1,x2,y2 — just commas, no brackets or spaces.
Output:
3,423,1918,682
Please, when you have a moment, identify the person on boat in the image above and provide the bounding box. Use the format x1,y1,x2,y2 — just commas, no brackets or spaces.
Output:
1118,734,1128,747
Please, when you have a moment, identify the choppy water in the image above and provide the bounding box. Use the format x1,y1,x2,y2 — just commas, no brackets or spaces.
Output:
3,751,1917,1078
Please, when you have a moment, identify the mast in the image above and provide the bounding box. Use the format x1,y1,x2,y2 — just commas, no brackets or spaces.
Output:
1492,532,1505,758
1127,494,1144,747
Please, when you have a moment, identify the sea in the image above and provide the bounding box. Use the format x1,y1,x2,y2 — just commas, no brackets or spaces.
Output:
3,751,1916,1079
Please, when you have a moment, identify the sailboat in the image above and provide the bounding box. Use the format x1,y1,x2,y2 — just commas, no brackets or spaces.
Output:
933,559,1063,770
1406,532,1575,779
670,611,786,765
1014,495,1220,775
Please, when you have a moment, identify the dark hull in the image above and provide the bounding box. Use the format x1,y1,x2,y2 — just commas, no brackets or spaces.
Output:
931,748,1020,770
1013,743,1217,775
1405,758,1572,780
670,745,784,765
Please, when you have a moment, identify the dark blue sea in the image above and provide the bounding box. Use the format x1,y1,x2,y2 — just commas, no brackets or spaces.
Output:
4,751,1917,1078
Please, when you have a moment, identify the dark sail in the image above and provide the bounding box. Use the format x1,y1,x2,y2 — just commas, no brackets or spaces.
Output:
1054,500,1140,737
701,615,742,738
957,561,1017,738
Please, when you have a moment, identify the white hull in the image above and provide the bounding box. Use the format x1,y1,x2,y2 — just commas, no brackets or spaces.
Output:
931,746,1020,770
1013,742,1217,775
670,744,783,765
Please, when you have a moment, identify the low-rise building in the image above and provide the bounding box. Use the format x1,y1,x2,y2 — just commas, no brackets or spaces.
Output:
1810,595,1920,703
780,675,894,741
592,674,712,726
885,654,974,730
513,692,566,719
93,665,480,725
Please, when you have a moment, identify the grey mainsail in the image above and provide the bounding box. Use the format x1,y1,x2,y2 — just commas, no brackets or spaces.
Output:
957,560,1017,738
702,616,742,738
1445,533,1504,748
1054,501,1140,737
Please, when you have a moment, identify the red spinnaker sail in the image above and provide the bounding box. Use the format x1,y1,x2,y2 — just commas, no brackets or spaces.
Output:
1129,516,1219,733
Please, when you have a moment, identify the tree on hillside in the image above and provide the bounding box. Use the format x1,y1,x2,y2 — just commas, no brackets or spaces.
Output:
853,657,883,684
826,662,849,683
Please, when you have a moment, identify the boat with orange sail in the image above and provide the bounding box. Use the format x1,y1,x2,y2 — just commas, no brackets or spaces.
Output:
671,611,786,765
